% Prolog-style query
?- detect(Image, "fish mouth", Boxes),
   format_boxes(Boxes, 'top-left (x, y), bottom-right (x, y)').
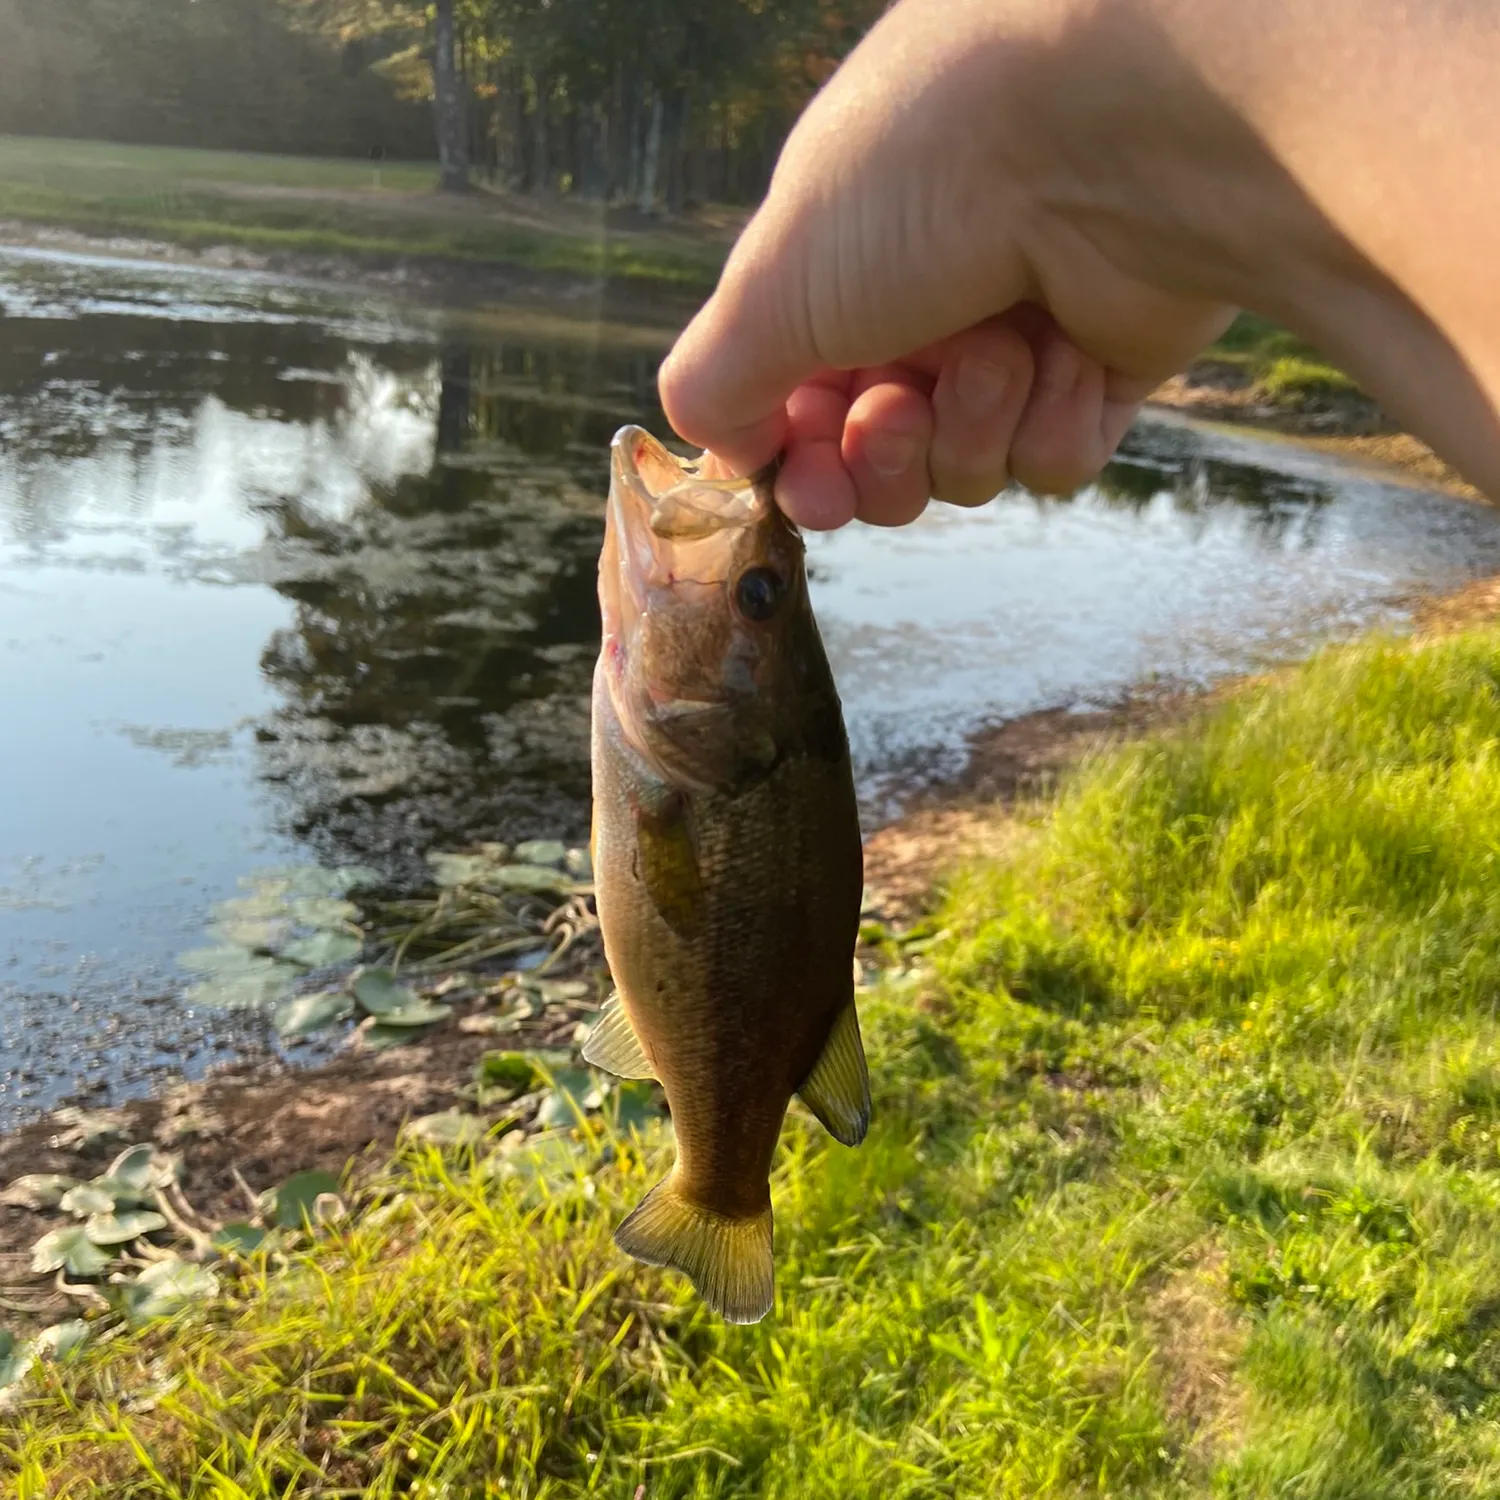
top-left (601, 425), bottom-right (769, 640)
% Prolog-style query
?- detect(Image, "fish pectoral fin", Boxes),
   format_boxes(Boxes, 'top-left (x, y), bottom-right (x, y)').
top-left (614, 1174), bottom-right (774, 1325)
top-left (634, 787), bottom-right (703, 935)
top-left (797, 1000), bottom-right (871, 1148)
top-left (580, 994), bottom-right (657, 1080)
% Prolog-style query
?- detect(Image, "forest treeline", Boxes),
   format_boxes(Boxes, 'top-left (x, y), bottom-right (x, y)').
top-left (0, 0), bottom-right (883, 207)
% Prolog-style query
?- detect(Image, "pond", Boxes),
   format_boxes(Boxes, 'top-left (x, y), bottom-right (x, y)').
top-left (5, 245), bottom-right (1500, 1125)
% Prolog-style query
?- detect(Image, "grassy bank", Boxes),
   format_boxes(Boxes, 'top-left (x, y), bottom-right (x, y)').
top-left (0, 135), bottom-right (729, 287)
top-left (1204, 313), bottom-right (1362, 404)
top-left (10, 624), bottom-right (1500, 1495)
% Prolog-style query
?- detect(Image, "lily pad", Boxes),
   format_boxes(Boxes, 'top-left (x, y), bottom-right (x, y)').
top-left (210, 1222), bottom-right (266, 1258)
top-left (428, 850), bottom-right (507, 888)
top-left (372, 1001), bottom-right (452, 1028)
top-left (0, 1331), bottom-right (33, 1393)
top-left (108, 1143), bottom-right (175, 1193)
top-left (489, 1130), bottom-right (583, 1195)
top-left (287, 896), bottom-right (359, 930)
top-left (80, 1175), bottom-right (152, 1210)
top-left (185, 960), bottom-right (302, 1010)
top-left (513, 839), bottom-right (568, 869)
top-left (176, 944), bottom-right (274, 976)
top-left (402, 1111), bottom-right (487, 1149)
top-left (363, 1021), bottom-right (442, 1049)
top-left (281, 931), bottom-right (363, 969)
top-left (207, 916), bottom-right (294, 951)
top-left (0, 1174), bottom-right (78, 1210)
top-left (275, 989), bottom-right (352, 1038)
top-left (272, 1170), bottom-right (341, 1230)
top-left (34, 1320), bottom-right (88, 1363)
top-left (535, 1067), bottom-right (606, 1129)
top-left (120, 1258), bottom-right (218, 1324)
top-left (59, 1185), bottom-right (116, 1217)
top-left (31, 1225), bottom-right (113, 1277)
top-left (85, 1209), bottom-right (167, 1246)
top-left (476, 1051), bottom-right (541, 1098)
top-left (604, 1080), bottom-right (664, 1134)
top-left (352, 967), bottom-right (420, 1016)
top-left (248, 864), bottom-right (374, 899)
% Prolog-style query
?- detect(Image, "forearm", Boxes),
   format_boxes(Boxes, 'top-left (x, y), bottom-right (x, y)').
top-left (1133, 0), bottom-right (1500, 489)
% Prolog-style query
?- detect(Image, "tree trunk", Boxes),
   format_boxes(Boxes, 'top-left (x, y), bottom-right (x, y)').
top-left (639, 90), bottom-right (663, 214)
top-left (625, 75), bottom-right (642, 201)
top-left (533, 73), bottom-right (551, 192)
top-left (509, 64), bottom-right (528, 188)
top-left (591, 102), bottom-right (610, 198)
top-left (432, 0), bottom-right (468, 192)
top-left (565, 103), bottom-right (581, 193)
top-left (665, 88), bottom-right (688, 215)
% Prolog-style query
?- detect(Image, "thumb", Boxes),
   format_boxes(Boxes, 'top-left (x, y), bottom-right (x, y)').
top-left (658, 199), bottom-right (833, 478)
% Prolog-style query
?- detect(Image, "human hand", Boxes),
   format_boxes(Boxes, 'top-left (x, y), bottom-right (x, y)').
top-left (659, 0), bottom-right (1238, 530)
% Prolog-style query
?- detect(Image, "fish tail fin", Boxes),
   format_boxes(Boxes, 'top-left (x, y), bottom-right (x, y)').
top-left (614, 1174), bottom-right (774, 1324)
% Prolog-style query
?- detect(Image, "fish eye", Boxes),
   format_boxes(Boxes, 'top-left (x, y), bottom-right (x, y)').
top-left (734, 566), bottom-right (785, 623)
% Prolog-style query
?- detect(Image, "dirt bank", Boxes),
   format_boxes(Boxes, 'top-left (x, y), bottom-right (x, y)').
top-left (1147, 362), bottom-right (1484, 503)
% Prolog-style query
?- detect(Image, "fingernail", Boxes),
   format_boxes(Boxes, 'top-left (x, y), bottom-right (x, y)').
top-left (865, 431), bottom-right (918, 477)
top-left (1038, 340), bottom-right (1082, 397)
top-left (954, 356), bottom-right (1011, 419)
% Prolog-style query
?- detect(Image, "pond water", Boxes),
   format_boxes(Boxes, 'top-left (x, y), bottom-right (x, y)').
top-left (5, 245), bottom-right (1500, 1125)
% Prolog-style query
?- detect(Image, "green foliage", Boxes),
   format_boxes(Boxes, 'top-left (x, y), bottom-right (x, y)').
top-left (1206, 313), bottom-right (1365, 406)
top-left (15, 628), bottom-right (1500, 1493)
top-left (1259, 356), bottom-right (1361, 403)
top-left (0, 0), bottom-right (886, 205)
top-left (0, 0), bottom-right (432, 158)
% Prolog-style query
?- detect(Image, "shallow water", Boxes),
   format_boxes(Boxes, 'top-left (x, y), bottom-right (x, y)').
top-left (4, 246), bottom-right (1500, 1124)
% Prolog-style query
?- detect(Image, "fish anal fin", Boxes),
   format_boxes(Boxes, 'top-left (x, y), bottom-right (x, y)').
top-left (615, 1175), bottom-right (774, 1325)
top-left (581, 994), bottom-right (656, 1080)
top-left (797, 1001), bottom-right (871, 1147)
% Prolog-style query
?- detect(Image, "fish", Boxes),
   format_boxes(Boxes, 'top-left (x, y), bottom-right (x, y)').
top-left (584, 424), bottom-right (869, 1324)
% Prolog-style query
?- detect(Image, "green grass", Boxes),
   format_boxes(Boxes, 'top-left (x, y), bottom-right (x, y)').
top-left (1205, 312), bottom-right (1364, 405)
top-left (0, 134), bottom-right (727, 287)
top-left (14, 626), bottom-right (1500, 1495)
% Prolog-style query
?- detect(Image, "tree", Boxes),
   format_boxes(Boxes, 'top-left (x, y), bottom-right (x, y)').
top-left (432, 0), bottom-right (470, 189)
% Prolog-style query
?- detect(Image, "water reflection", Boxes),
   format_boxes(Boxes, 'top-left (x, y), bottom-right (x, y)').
top-left (5, 246), bottom-right (1500, 1120)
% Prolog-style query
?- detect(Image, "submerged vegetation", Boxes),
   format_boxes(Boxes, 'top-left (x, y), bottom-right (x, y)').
top-left (9, 623), bottom-right (1500, 1493)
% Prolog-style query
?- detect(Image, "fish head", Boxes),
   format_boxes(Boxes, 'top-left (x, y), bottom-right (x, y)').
top-left (599, 425), bottom-right (831, 790)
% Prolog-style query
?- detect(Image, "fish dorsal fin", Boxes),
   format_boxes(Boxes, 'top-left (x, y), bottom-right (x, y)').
top-left (614, 1173), bottom-right (774, 1324)
top-left (581, 995), bottom-right (656, 1080)
top-left (797, 1001), bottom-right (871, 1147)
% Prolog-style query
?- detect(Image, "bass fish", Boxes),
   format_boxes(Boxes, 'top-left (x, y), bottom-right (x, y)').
top-left (584, 424), bottom-right (869, 1324)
